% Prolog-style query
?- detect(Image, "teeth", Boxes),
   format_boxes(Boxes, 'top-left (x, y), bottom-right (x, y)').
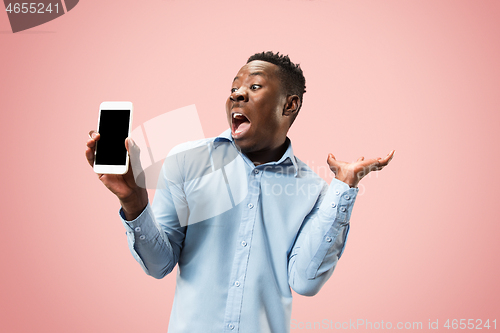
top-left (233, 112), bottom-right (244, 119)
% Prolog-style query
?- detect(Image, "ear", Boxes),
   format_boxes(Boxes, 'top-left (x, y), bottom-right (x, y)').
top-left (282, 95), bottom-right (300, 117)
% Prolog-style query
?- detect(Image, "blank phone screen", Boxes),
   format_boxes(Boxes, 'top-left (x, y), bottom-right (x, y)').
top-left (95, 109), bottom-right (130, 165)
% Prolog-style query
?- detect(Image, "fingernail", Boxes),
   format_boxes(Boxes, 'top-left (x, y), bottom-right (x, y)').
top-left (92, 133), bottom-right (97, 139)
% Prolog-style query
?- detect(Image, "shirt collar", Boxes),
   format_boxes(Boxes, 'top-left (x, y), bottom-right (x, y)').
top-left (215, 129), bottom-right (299, 177)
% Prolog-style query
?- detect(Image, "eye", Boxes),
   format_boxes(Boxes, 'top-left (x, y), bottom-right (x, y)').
top-left (231, 87), bottom-right (238, 93)
top-left (250, 84), bottom-right (261, 90)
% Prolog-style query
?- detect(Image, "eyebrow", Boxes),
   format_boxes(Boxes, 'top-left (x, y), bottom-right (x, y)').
top-left (233, 71), bottom-right (267, 82)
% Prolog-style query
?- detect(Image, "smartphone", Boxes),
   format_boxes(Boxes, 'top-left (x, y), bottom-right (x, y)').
top-left (93, 101), bottom-right (133, 174)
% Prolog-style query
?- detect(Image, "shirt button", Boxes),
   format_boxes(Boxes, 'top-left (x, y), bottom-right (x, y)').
top-left (241, 241), bottom-right (247, 247)
top-left (229, 324), bottom-right (235, 330)
top-left (325, 236), bottom-right (332, 242)
top-left (139, 235), bottom-right (146, 240)
top-left (254, 169), bottom-right (259, 174)
top-left (335, 190), bottom-right (340, 196)
top-left (331, 202), bottom-right (336, 208)
top-left (341, 207), bottom-right (346, 212)
top-left (248, 203), bottom-right (254, 209)
top-left (134, 227), bottom-right (141, 232)
top-left (234, 281), bottom-right (240, 287)
top-left (345, 195), bottom-right (350, 200)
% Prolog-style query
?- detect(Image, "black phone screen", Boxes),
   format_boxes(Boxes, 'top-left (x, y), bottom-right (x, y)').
top-left (95, 109), bottom-right (131, 165)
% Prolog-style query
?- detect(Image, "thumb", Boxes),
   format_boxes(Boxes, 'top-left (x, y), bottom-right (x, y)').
top-left (327, 153), bottom-right (337, 166)
top-left (326, 153), bottom-right (340, 173)
top-left (125, 137), bottom-right (137, 154)
top-left (126, 138), bottom-right (146, 188)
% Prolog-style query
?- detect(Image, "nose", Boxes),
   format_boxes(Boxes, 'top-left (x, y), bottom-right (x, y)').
top-left (230, 89), bottom-right (248, 102)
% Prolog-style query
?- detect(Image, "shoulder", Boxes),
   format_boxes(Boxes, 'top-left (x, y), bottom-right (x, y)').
top-left (167, 136), bottom-right (218, 157)
top-left (163, 135), bottom-right (238, 178)
top-left (161, 137), bottom-right (220, 184)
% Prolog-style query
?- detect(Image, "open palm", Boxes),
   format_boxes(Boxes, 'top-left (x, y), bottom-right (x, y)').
top-left (327, 150), bottom-right (395, 188)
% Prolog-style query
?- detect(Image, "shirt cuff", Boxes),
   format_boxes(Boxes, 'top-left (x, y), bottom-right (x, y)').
top-left (119, 203), bottom-right (158, 243)
top-left (318, 178), bottom-right (359, 223)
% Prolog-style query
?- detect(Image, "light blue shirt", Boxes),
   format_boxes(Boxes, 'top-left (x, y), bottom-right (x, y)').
top-left (120, 129), bottom-right (358, 333)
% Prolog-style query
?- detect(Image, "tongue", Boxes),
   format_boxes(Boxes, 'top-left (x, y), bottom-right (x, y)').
top-left (235, 121), bottom-right (250, 134)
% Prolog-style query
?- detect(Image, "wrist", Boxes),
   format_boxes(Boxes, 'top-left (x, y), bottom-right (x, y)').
top-left (336, 176), bottom-right (358, 188)
top-left (120, 189), bottom-right (148, 220)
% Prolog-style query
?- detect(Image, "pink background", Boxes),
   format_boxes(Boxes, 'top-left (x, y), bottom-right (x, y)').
top-left (1, 0), bottom-right (499, 332)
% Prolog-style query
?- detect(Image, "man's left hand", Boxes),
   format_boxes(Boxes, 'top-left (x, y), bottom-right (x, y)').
top-left (327, 150), bottom-right (395, 188)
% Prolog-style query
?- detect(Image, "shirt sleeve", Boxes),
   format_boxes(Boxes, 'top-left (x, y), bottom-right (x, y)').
top-left (287, 178), bottom-right (358, 296)
top-left (120, 153), bottom-right (187, 279)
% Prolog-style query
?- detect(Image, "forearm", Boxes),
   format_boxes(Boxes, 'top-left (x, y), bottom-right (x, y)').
top-left (121, 204), bottom-right (181, 279)
top-left (288, 179), bottom-right (358, 296)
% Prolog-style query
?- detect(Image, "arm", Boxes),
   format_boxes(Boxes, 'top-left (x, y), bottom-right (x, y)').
top-left (85, 131), bottom-right (185, 278)
top-left (120, 173), bottom-right (186, 279)
top-left (288, 179), bottom-right (357, 296)
top-left (288, 150), bottom-right (395, 296)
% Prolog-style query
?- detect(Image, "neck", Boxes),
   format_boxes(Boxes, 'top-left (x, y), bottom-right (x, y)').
top-left (244, 139), bottom-right (289, 166)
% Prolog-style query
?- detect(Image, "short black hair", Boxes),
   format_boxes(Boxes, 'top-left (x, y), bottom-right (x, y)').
top-left (247, 51), bottom-right (306, 114)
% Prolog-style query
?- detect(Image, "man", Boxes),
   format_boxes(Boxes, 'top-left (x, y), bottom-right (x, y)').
top-left (85, 51), bottom-right (394, 333)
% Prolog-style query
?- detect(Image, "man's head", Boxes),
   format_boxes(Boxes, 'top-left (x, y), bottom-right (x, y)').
top-left (247, 51), bottom-right (306, 116)
top-left (225, 52), bottom-right (306, 160)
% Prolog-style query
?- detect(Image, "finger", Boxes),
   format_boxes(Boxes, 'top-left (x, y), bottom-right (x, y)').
top-left (378, 150), bottom-right (395, 167)
top-left (387, 150), bottom-right (395, 162)
top-left (86, 137), bottom-right (95, 149)
top-left (85, 131), bottom-right (100, 166)
top-left (357, 156), bottom-right (365, 162)
top-left (86, 131), bottom-right (100, 147)
top-left (360, 158), bottom-right (383, 172)
top-left (85, 146), bottom-right (95, 167)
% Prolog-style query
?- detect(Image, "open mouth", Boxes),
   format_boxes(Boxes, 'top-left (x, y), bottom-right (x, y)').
top-left (232, 112), bottom-right (251, 137)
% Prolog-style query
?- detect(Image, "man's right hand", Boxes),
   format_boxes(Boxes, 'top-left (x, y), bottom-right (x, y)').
top-left (86, 130), bottom-right (148, 220)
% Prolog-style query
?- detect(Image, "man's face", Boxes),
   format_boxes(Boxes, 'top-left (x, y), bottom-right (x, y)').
top-left (226, 60), bottom-right (290, 154)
